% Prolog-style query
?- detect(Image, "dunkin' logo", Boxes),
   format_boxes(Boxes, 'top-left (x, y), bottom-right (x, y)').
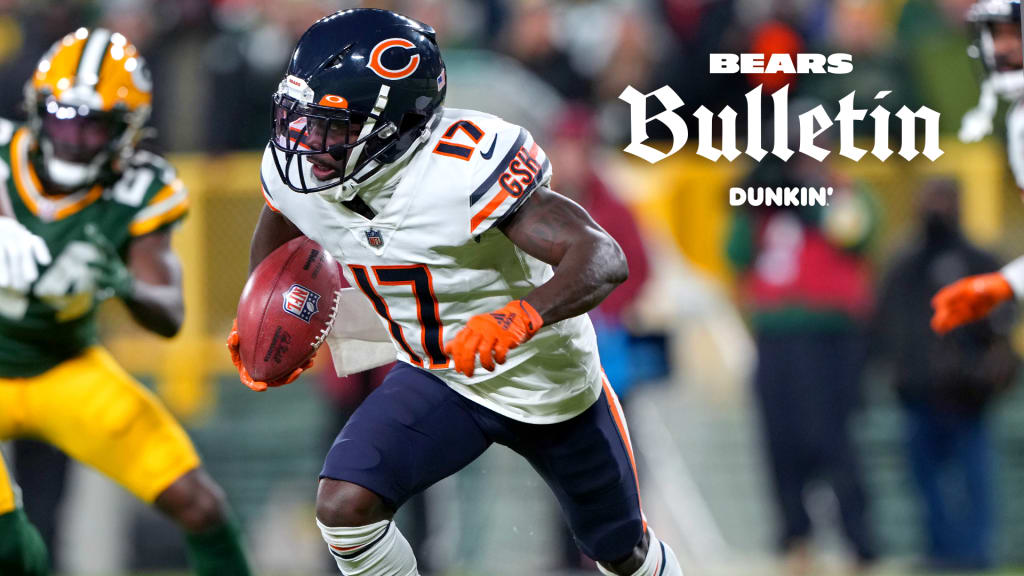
top-left (282, 284), bottom-right (320, 323)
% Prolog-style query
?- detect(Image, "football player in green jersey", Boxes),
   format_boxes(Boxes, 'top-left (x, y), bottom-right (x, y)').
top-left (0, 28), bottom-right (251, 576)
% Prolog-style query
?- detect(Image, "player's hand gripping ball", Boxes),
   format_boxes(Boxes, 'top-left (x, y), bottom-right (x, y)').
top-left (930, 272), bottom-right (1013, 335)
top-left (445, 300), bottom-right (543, 377)
top-left (229, 236), bottom-right (341, 391)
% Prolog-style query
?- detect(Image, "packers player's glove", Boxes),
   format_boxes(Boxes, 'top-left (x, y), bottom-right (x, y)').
top-left (445, 300), bottom-right (543, 377)
top-left (226, 318), bottom-right (314, 392)
top-left (930, 272), bottom-right (1013, 334)
top-left (84, 224), bottom-right (134, 300)
top-left (0, 216), bottom-right (51, 293)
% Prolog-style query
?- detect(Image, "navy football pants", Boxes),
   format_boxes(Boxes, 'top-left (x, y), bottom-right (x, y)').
top-left (321, 362), bottom-right (645, 562)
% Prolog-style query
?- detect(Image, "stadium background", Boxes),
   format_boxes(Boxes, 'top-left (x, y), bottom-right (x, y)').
top-left (3, 0), bottom-right (1024, 574)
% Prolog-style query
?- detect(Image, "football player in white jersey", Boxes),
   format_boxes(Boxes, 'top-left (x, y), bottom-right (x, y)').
top-left (932, 0), bottom-right (1024, 334)
top-left (226, 8), bottom-right (684, 576)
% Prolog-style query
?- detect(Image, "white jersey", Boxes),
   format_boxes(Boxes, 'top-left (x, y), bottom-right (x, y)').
top-left (1001, 104), bottom-right (1024, 300)
top-left (1007, 101), bottom-right (1024, 192)
top-left (260, 107), bottom-right (603, 423)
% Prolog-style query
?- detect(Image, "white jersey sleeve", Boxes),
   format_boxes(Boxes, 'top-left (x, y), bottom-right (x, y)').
top-left (1006, 101), bottom-right (1024, 192)
top-left (461, 120), bottom-right (553, 236)
top-left (259, 153), bottom-right (284, 213)
top-left (1000, 103), bottom-right (1024, 301)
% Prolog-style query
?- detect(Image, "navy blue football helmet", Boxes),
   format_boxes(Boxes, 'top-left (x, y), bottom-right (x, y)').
top-left (270, 9), bottom-right (447, 194)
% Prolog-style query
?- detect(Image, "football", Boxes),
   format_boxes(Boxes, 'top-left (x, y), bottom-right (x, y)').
top-left (236, 236), bottom-right (342, 382)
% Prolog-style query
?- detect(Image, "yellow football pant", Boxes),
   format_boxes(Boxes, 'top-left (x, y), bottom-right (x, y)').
top-left (0, 346), bottom-right (200, 510)
top-left (0, 455), bottom-right (14, 515)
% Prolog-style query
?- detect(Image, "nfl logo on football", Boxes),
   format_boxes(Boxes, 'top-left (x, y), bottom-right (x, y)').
top-left (281, 284), bottom-right (320, 322)
top-left (365, 229), bottom-right (384, 248)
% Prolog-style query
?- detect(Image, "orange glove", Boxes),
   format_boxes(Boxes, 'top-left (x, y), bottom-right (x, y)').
top-left (226, 318), bottom-right (314, 391)
top-left (930, 272), bottom-right (1014, 334)
top-left (444, 300), bottom-right (543, 377)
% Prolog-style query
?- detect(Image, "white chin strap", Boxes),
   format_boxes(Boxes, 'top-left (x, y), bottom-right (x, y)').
top-left (40, 140), bottom-right (105, 189)
top-left (302, 154), bottom-right (359, 203)
top-left (319, 119), bottom-right (437, 205)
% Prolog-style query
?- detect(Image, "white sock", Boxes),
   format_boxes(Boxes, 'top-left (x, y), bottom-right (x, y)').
top-left (597, 527), bottom-right (683, 576)
top-left (317, 518), bottom-right (419, 576)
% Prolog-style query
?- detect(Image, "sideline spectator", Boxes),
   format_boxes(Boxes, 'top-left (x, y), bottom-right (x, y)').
top-left (726, 150), bottom-right (879, 573)
top-left (874, 178), bottom-right (1018, 571)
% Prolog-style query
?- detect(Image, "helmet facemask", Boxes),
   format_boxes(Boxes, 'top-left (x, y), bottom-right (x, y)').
top-left (974, 22), bottom-right (1024, 99)
top-left (269, 9), bottom-right (448, 198)
top-left (23, 28), bottom-right (153, 192)
top-left (270, 92), bottom-right (401, 196)
top-left (961, 1), bottom-right (1023, 142)
top-left (967, 1), bottom-right (1024, 99)
top-left (30, 97), bottom-right (138, 189)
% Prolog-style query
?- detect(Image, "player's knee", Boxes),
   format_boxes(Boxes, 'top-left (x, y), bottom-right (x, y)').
top-left (599, 529), bottom-right (649, 575)
top-left (156, 469), bottom-right (229, 533)
top-left (181, 485), bottom-right (227, 532)
top-left (315, 478), bottom-right (390, 527)
top-left (580, 516), bottom-right (646, 566)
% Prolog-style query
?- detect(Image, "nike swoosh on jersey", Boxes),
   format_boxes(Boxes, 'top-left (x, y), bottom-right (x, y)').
top-left (479, 136), bottom-right (498, 159)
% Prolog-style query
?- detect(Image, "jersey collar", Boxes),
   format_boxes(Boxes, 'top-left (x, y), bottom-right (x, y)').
top-left (10, 128), bottom-right (102, 222)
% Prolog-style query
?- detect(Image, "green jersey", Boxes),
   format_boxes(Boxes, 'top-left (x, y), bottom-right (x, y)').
top-left (0, 119), bottom-right (189, 378)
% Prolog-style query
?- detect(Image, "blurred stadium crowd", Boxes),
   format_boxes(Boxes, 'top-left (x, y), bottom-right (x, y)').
top-left (0, 0), bottom-right (992, 149)
top-left (5, 0), bottom-right (1024, 575)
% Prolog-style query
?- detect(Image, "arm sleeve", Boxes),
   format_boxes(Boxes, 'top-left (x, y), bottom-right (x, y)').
top-left (467, 126), bottom-right (552, 236)
top-left (127, 160), bottom-right (189, 237)
top-left (1006, 103), bottom-right (1024, 192)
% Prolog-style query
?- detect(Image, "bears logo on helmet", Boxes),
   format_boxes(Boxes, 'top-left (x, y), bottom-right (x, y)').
top-left (368, 38), bottom-right (421, 80)
top-left (269, 9), bottom-right (446, 196)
